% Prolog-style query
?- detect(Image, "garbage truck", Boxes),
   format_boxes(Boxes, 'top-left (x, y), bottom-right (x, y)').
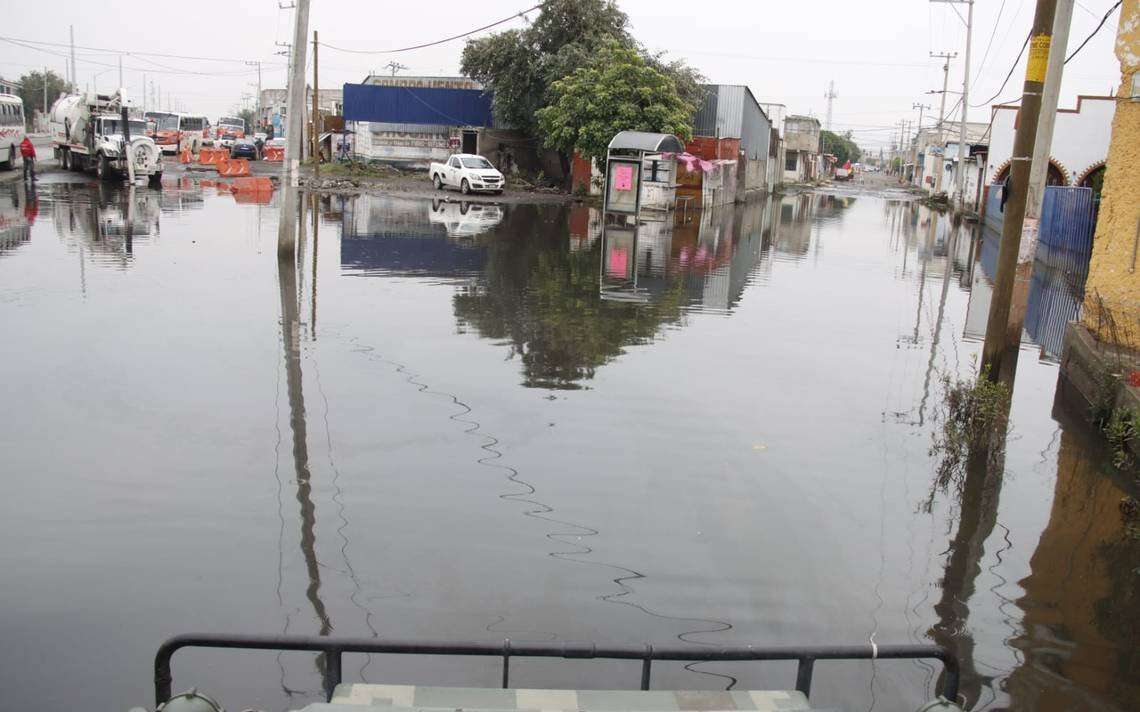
top-left (49, 90), bottom-right (163, 185)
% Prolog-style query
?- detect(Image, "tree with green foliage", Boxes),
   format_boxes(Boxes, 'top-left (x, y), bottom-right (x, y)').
top-left (17, 70), bottom-right (71, 124)
top-left (819, 129), bottom-right (863, 165)
top-left (461, 0), bottom-right (630, 137)
top-left (536, 42), bottom-right (694, 167)
top-left (461, 0), bottom-right (702, 178)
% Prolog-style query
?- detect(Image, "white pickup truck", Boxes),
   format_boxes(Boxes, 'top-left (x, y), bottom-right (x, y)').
top-left (429, 154), bottom-right (505, 195)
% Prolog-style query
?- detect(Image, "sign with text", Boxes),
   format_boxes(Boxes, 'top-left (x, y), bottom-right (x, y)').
top-left (605, 160), bottom-right (641, 214)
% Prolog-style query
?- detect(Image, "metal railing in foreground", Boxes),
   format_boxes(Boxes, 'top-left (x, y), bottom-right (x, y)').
top-left (155, 634), bottom-right (960, 706)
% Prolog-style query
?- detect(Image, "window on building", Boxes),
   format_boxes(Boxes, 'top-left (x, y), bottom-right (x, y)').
top-left (785, 153), bottom-right (798, 171)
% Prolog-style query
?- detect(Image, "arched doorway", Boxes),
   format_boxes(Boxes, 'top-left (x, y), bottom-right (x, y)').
top-left (991, 158), bottom-right (1067, 186)
top-left (1078, 162), bottom-right (1107, 219)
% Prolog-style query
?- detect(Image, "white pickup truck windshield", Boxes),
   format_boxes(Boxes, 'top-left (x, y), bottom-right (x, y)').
top-left (461, 157), bottom-right (493, 169)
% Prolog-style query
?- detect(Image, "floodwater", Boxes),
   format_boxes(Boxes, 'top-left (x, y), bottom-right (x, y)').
top-left (0, 175), bottom-right (1136, 712)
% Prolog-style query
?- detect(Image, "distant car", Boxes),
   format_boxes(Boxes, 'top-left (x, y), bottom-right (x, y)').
top-left (429, 154), bottom-right (504, 195)
top-left (266, 138), bottom-right (286, 150)
top-left (230, 140), bottom-right (258, 160)
top-left (253, 132), bottom-right (268, 143)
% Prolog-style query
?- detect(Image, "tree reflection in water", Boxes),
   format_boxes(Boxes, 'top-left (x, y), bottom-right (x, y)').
top-left (453, 206), bottom-right (689, 390)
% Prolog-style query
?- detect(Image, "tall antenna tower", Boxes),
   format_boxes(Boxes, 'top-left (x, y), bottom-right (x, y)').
top-left (824, 81), bottom-right (838, 131)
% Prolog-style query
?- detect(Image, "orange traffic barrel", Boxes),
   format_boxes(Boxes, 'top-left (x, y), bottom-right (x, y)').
top-left (231, 177), bottom-right (273, 193)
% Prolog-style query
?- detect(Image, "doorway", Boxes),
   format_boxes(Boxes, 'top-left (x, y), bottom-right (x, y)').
top-left (462, 130), bottom-right (477, 154)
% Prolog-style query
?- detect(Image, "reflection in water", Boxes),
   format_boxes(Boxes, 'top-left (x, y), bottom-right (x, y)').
top-left (968, 224), bottom-right (1090, 363)
top-left (45, 183), bottom-right (163, 267)
top-left (342, 194), bottom-right (487, 277)
top-left (0, 182), bottom-right (35, 258)
top-left (277, 188), bottom-right (332, 696)
top-left (1006, 401), bottom-right (1140, 711)
top-left (428, 199), bottom-right (504, 238)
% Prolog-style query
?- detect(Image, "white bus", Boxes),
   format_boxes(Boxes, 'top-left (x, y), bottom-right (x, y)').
top-left (176, 113), bottom-right (209, 153)
top-left (0, 94), bottom-right (27, 170)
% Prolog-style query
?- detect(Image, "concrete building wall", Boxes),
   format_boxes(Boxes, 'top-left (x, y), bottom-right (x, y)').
top-left (784, 116), bottom-right (820, 153)
top-left (1082, 1), bottom-right (1139, 343)
top-left (986, 97), bottom-right (1116, 185)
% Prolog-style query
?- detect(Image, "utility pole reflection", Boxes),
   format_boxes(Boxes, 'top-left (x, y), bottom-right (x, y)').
top-left (277, 186), bottom-right (332, 692)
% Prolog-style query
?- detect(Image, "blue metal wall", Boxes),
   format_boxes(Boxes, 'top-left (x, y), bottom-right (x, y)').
top-left (343, 83), bottom-right (495, 127)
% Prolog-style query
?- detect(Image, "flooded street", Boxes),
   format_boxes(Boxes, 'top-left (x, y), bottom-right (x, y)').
top-left (1, 177), bottom-right (1136, 712)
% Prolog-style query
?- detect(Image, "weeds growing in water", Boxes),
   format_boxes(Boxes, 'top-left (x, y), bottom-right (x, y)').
top-left (1104, 408), bottom-right (1139, 470)
top-left (925, 363), bottom-right (1012, 512)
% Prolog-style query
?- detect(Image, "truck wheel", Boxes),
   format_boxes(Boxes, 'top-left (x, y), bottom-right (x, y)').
top-left (433, 174), bottom-right (443, 190)
top-left (460, 179), bottom-right (470, 195)
top-left (149, 172), bottom-right (163, 188)
top-left (0, 146), bottom-right (12, 170)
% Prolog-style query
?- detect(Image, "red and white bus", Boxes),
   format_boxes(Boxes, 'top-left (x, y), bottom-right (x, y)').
top-left (215, 115), bottom-right (245, 144)
top-left (0, 94), bottom-right (27, 170)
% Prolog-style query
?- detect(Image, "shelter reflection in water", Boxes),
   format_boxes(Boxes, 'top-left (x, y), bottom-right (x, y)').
top-left (0, 183), bottom-right (35, 258)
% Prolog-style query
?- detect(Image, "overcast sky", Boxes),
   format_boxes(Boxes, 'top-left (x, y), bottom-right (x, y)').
top-left (0, 0), bottom-right (1123, 149)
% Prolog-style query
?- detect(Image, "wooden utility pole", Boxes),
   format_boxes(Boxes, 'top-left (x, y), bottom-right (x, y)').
top-left (980, 0), bottom-right (1058, 381)
top-left (1025, 0), bottom-right (1074, 222)
top-left (312, 30), bottom-right (319, 178)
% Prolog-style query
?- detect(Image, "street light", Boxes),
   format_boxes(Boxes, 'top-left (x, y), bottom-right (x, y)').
top-left (90, 67), bottom-right (114, 97)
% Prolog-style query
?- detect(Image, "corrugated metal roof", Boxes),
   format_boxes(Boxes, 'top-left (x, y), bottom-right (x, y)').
top-left (344, 83), bottom-right (494, 126)
top-left (691, 85), bottom-right (771, 160)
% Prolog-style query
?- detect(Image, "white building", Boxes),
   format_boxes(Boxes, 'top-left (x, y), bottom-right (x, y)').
top-left (985, 95), bottom-right (1115, 189)
top-left (258, 87), bottom-right (343, 136)
top-left (912, 122), bottom-right (989, 209)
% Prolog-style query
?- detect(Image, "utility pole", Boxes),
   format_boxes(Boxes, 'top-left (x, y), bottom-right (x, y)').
top-left (912, 103), bottom-right (930, 186)
top-left (312, 30), bottom-right (319, 177)
top-left (385, 61), bottom-right (408, 77)
top-left (69, 26), bottom-right (77, 96)
top-left (931, 0), bottom-right (973, 207)
top-left (824, 80), bottom-right (837, 132)
top-left (1025, 0), bottom-right (1074, 224)
top-left (246, 61), bottom-right (262, 129)
top-left (117, 55), bottom-right (122, 91)
top-left (278, 0), bottom-right (312, 257)
top-left (929, 53), bottom-right (956, 194)
top-left (980, 0), bottom-right (1058, 382)
top-left (43, 66), bottom-right (48, 115)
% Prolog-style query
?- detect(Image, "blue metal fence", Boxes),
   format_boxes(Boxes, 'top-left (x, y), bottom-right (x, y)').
top-left (983, 183), bottom-right (1096, 256)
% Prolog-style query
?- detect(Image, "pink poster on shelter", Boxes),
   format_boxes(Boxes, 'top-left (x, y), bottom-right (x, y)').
top-left (613, 164), bottom-right (634, 191)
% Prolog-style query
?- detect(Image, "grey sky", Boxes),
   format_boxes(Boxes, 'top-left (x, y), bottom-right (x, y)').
top-left (0, 0), bottom-right (1123, 149)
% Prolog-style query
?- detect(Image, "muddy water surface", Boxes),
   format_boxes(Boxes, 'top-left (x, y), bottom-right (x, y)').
top-left (0, 177), bottom-right (1136, 712)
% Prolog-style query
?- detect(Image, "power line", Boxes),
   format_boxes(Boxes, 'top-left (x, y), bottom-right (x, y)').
top-left (970, 0), bottom-right (1119, 108)
top-left (971, 0), bottom-right (1009, 87)
top-left (318, 2), bottom-right (545, 54)
top-left (971, 32), bottom-right (1029, 106)
top-left (0, 34), bottom-right (285, 65)
top-left (1065, 0), bottom-right (1121, 63)
top-left (0, 37), bottom-right (269, 77)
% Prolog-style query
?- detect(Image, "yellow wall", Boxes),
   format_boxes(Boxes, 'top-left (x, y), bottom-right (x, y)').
top-left (1083, 0), bottom-right (1140, 343)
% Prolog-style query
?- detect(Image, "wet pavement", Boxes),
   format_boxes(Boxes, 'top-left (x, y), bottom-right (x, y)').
top-left (0, 174), bottom-right (1136, 712)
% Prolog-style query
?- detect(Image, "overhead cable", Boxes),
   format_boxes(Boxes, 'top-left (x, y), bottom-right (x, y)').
top-left (0, 34), bottom-right (283, 65)
top-left (318, 2), bottom-right (546, 54)
top-left (1064, 0), bottom-right (1121, 63)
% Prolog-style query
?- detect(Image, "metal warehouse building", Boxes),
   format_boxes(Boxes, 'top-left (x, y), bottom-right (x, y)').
top-left (344, 75), bottom-right (495, 166)
top-left (690, 84), bottom-right (773, 194)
